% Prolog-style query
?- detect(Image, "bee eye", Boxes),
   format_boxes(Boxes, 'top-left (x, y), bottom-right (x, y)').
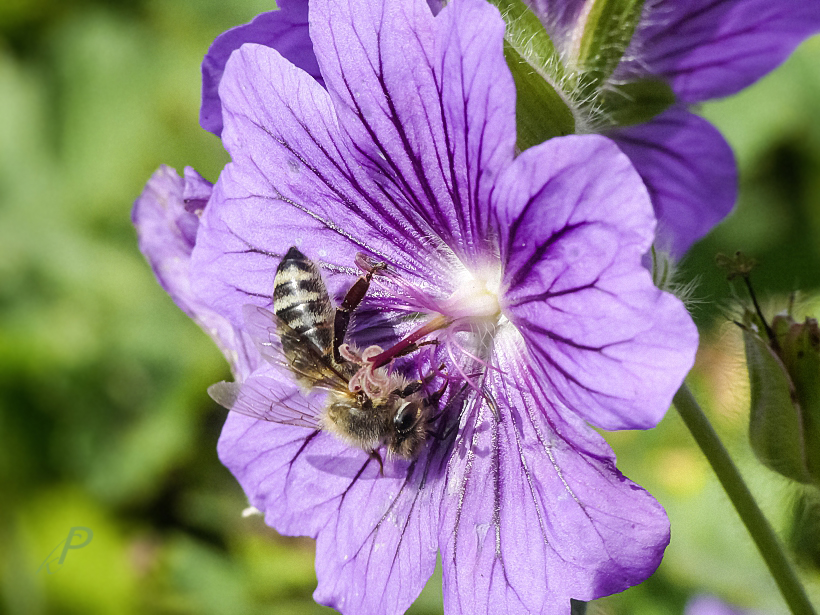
top-left (393, 402), bottom-right (418, 433)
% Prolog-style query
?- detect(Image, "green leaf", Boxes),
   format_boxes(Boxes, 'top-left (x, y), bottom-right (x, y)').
top-left (600, 79), bottom-right (675, 126)
top-left (789, 487), bottom-right (820, 571)
top-left (488, 0), bottom-right (565, 81)
top-left (489, 0), bottom-right (575, 149)
top-left (504, 42), bottom-right (575, 149)
top-left (576, 0), bottom-right (646, 97)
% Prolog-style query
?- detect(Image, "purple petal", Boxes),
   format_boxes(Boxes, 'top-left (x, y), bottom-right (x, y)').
top-left (426, 0), bottom-right (446, 15)
top-left (190, 165), bottom-right (364, 330)
top-left (496, 135), bottom-right (698, 430)
top-left (309, 0), bottom-right (516, 260)
top-left (182, 166), bottom-right (213, 213)
top-left (193, 41), bottom-right (450, 329)
top-left (630, 0), bottom-right (820, 103)
top-left (133, 165), bottom-right (259, 377)
top-left (609, 107), bottom-right (737, 258)
top-left (199, 1), bottom-right (323, 136)
top-left (523, 0), bottom-right (588, 49)
top-left (686, 595), bottom-right (759, 615)
top-left (194, 0), bottom-right (519, 326)
top-left (199, 0), bottom-right (445, 137)
top-left (439, 339), bottom-right (670, 614)
top-left (217, 363), bottom-right (450, 614)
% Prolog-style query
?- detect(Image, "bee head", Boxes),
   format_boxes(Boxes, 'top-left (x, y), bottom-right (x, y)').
top-left (389, 399), bottom-right (427, 459)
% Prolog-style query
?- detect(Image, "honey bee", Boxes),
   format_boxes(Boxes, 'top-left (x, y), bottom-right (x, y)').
top-left (209, 246), bottom-right (436, 460)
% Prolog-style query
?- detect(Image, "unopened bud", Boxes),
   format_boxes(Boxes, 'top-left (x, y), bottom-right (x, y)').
top-left (490, 0), bottom-right (670, 151)
top-left (744, 309), bottom-right (820, 485)
top-left (789, 486), bottom-right (820, 571)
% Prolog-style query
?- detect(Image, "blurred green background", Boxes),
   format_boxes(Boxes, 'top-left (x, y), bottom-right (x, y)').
top-left (1, 1), bottom-right (819, 613)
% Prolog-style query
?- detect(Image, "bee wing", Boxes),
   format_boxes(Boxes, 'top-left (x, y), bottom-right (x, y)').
top-left (242, 304), bottom-right (351, 391)
top-left (242, 304), bottom-right (285, 365)
top-left (208, 377), bottom-right (323, 429)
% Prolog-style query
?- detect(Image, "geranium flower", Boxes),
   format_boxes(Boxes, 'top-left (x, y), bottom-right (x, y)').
top-left (531, 0), bottom-right (820, 257)
top-left (198, 0), bottom-right (820, 258)
top-left (686, 594), bottom-right (764, 615)
top-left (132, 165), bottom-right (259, 378)
top-left (136, 0), bottom-right (697, 612)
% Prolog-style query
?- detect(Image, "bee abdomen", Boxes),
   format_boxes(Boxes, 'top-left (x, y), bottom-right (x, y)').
top-left (273, 247), bottom-right (334, 354)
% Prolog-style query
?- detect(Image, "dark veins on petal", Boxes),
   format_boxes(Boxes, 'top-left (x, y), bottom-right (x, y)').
top-left (505, 221), bottom-right (590, 292)
top-left (225, 61), bottom-right (439, 276)
top-left (513, 318), bottom-right (630, 420)
top-left (326, 8), bottom-right (500, 260)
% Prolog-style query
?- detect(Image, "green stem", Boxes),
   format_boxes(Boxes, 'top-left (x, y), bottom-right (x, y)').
top-left (673, 384), bottom-right (817, 615)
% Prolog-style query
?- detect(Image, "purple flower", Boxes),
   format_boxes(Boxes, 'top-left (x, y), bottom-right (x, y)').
top-left (137, 0), bottom-right (698, 612)
top-left (585, 0), bottom-right (820, 257)
top-left (686, 594), bottom-right (765, 615)
top-left (132, 165), bottom-right (259, 378)
top-left (198, 0), bottom-right (819, 258)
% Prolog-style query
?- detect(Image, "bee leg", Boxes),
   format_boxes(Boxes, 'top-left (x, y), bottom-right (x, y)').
top-left (429, 379), bottom-right (448, 406)
top-left (332, 261), bottom-right (386, 363)
top-left (369, 448), bottom-right (385, 476)
top-left (393, 362), bottom-right (446, 400)
top-left (427, 418), bottom-right (459, 443)
top-left (424, 382), bottom-right (451, 425)
top-left (396, 363), bottom-right (447, 399)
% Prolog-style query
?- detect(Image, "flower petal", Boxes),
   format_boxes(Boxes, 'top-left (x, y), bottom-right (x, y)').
top-left (190, 162), bottom-right (365, 330)
top-left (495, 135), bottom-right (697, 430)
top-left (309, 0), bottom-right (516, 259)
top-left (686, 595), bottom-right (752, 615)
top-left (195, 39), bottom-right (472, 337)
top-left (195, 0), bottom-right (519, 326)
top-left (609, 107), bottom-right (737, 258)
top-left (195, 40), bottom-right (434, 328)
top-left (199, 1), bottom-right (323, 136)
top-left (133, 165), bottom-right (258, 377)
top-left (523, 0), bottom-right (588, 50)
top-left (630, 0), bottom-right (820, 103)
top-left (439, 334), bottom-right (670, 614)
top-left (217, 364), bottom-right (452, 615)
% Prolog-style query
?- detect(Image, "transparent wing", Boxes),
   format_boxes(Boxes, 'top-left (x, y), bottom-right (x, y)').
top-left (242, 303), bottom-right (351, 392)
top-left (208, 377), bottom-right (324, 429)
top-left (242, 304), bottom-right (286, 365)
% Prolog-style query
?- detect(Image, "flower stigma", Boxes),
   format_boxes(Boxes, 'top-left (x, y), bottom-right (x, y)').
top-left (368, 259), bottom-right (505, 371)
top-left (439, 263), bottom-right (504, 326)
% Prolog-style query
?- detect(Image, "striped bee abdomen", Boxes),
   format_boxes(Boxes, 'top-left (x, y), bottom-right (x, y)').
top-left (273, 247), bottom-right (334, 357)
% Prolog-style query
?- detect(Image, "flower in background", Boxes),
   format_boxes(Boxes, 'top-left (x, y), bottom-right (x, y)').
top-left (686, 594), bottom-right (765, 615)
top-left (137, 0), bottom-right (697, 613)
top-left (524, 0), bottom-right (820, 257)
top-left (198, 0), bottom-right (820, 258)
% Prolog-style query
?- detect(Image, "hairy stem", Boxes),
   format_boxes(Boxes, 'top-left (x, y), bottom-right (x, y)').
top-left (673, 383), bottom-right (817, 615)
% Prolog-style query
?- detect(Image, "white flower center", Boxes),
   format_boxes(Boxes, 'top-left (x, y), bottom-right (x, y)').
top-left (440, 264), bottom-right (503, 325)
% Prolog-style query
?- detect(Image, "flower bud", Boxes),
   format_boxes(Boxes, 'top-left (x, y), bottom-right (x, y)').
top-left (744, 310), bottom-right (820, 485)
top-left (789, 486), bottom-right (820, 571)
top-left (490, 0), bottom-right (575, 149)
top-left (573, 0), bottom-right (647, 98)
top-left (491, 0), bottom-right (675, 151)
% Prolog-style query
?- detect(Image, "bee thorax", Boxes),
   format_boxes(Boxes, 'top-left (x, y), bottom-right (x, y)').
top-left (323, 395), bottom-right (385, 449)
